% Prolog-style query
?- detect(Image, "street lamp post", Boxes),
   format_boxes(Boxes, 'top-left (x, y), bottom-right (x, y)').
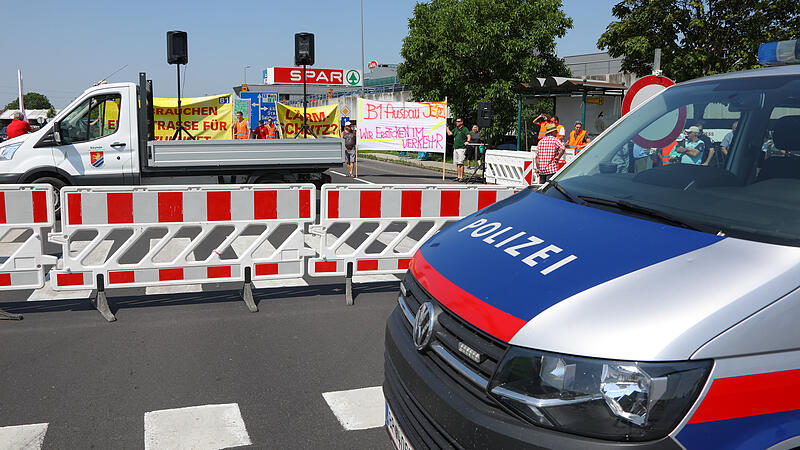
top-left (361, 0), bottom-right (365, 94)
top-left (243, 65), bottom-right (251, 85)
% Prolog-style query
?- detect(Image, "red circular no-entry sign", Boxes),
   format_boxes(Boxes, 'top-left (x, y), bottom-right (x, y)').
top-left (623, 75), bottom-right (686, 148)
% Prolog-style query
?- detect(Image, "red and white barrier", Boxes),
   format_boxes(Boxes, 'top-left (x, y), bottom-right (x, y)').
top-left (49, 185), bottom-right (315, 291)
top-left (0, 185), bottom-right (58, 292)
top-left (308, 184), bottom-right (518, 277)
top-left (485, 149), bottom-right (537, 187)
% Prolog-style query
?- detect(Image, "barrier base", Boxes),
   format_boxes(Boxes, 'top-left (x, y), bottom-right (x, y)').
top-left (0, 308), bottom-right (22, 320)
top-left (345, 276), bottom-right (354, 306)
top-left (93, 277), bottom-right (116, 322)
top-left (241, 281), bottom-right (258, 313)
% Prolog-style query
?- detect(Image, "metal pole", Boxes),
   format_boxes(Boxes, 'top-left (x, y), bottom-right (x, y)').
top-left (360, 0), bottom-right (365, 95)
top-left (517, 95), bottom-right (522, 151)
top-left (303, 64), bottom-right (308, 138)
top-left (176, 64), bottom-right (182, 140)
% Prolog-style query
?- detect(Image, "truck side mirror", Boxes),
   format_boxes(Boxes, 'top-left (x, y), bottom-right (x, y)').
top-left (53, 122), bottom-right (62, 144)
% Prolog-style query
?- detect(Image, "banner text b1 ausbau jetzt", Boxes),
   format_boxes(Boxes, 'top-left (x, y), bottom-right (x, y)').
top-left (357, 99), bottom-right (447, 152)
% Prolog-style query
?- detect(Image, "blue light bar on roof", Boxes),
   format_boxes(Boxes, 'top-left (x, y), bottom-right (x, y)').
top-left (758, 40), bottom-right (800, 66)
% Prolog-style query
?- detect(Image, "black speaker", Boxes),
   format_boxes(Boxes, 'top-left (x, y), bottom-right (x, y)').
top-left (167, 31), bottom-right (188, 65)
top-left (294, 32), bottom-right (315, 66)
top-left (477, 102), bottom-right (493, 128)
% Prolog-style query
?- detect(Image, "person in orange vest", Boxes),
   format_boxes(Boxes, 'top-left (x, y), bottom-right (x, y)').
top-left (552, 116), bottom-right (566, 142)
top-left (232, 111), bottom-right (249, 139)
top-left (534, 114), bottom-right (552, 142)
top-left (265, 117), bottom-right (278, 139)
top-left (567, 121), bottom-right (591, 153)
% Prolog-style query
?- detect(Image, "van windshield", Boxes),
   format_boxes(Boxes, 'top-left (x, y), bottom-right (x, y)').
top-left (549, 74), bottom-right (800, 246)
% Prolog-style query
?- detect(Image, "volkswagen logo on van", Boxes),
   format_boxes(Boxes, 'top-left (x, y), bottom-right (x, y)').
top-left (413, 302), bottom-right (435, 351)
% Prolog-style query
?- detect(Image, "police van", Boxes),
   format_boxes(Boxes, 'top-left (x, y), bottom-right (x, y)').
top-left (384, 40), bottom-right (800, 449)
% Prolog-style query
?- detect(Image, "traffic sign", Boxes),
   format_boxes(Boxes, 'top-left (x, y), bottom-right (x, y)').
top-left (368, 60), bottom-right (378, 70)
top-left (341, 107), bottom-right (350, 116)
top-left (623, 75), bottom-right (685, 148)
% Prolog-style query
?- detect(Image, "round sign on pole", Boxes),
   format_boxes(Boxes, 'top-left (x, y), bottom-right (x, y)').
top-left (623, 75), bottom-right (685, 148)
top-left (368, 60), bottom-right (378, 70)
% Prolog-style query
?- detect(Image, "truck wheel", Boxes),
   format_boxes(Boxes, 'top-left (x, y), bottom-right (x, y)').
top-left (31, 176), bottom-right (66, 217)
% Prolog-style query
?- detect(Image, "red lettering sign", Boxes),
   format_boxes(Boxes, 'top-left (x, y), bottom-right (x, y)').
top-left (270, 67), bottom-right (348, 85)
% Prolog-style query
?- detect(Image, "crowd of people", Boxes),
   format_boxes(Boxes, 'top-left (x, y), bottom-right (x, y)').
top-left (532, 113), bottom-right (591, 183)
top-left (231, 111), bottom-right (279, 140)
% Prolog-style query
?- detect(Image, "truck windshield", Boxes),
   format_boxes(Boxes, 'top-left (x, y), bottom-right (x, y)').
top-left (551, 74), bottom-right (800, 246)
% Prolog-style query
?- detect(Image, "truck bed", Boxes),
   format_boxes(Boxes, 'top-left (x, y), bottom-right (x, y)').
top-left (147, 138), bottom-right (345, 168)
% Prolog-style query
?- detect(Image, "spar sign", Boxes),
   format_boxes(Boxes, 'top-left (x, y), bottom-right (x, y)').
top-left (265, 67), bottom-right (363, 86)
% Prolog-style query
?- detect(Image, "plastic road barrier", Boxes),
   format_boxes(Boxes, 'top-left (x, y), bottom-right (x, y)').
top-left (48, 184), bottom-right (315, 320)
top-left (308, 184), bottom-right (518, 287)
top-left (0, 185), bottom-right (58, 320)
top-left (485, 149), bottom-right (536, 186)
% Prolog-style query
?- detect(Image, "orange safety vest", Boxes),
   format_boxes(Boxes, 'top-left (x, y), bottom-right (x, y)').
top-left (661, 142), bottom-right (678, 165)
top-left (234, 120), bottom-right (249, 139)
top-left (537, 121), bottom-right (552, 139)
top-left (266, 124), bottom-right (277, 139)
top-left (567, 129), bottom-right (588, 151)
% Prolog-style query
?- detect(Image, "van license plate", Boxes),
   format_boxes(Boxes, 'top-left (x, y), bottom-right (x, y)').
top-left (386, 402), bottom-right (415, 450)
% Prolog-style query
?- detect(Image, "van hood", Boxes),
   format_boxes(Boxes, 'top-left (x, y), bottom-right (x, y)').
top-left (411, 188), bottom-right (800, 361)
top-left (0, 134), bottom-right (29, 146)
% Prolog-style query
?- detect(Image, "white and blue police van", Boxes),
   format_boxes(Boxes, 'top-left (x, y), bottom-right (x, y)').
top-left (384, 40), bottom-right (800, 449)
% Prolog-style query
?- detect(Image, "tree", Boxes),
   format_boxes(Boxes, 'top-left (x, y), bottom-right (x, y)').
top-left (398, 0), bottom-right (572, 142)
top-left (4, 92), bottom-right (54, 110)
top-left (597, 0), bottom-right (800, 82)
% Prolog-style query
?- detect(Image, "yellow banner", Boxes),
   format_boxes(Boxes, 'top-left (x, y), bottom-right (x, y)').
top-left (152, 94), bottom-right (232, 140)
top-left (277, 103), bottom-right (340, 138)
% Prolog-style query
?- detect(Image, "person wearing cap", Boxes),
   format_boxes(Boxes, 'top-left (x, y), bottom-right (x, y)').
top-left (669, 126), bottom-right (705, 165)
top-left (567, 121), bottom-right (590, 153)
top-left (342, 121), bottom-right (357, 177)
top-left (535, 123), bottom-right (566, 184)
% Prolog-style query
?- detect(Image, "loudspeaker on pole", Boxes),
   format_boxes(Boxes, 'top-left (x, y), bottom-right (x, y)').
top-left (294, 33), bottom-right (315, 66)
top-left (477, 102), bottom-right (493, 128)
top-left (167, 31), bottom-right (188, 65)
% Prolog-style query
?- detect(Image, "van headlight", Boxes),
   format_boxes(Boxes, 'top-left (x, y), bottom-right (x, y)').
top-left (488, 348), bottom-right (711, 441)
top-left (0, 143), bottom-right (22, 160)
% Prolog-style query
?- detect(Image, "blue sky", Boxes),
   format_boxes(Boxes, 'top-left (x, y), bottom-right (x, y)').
top-left (1, 0), bottom-right (615, 108)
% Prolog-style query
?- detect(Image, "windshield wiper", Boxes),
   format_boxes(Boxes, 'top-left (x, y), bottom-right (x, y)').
top-left (578, 196), bottom-right (711, 232)
top-left (544, 180), bottom-right (587, 205)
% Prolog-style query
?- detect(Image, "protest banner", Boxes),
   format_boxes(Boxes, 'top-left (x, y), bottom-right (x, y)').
top-left (151, 94), bottom-right (232, 140)
top-left (357, 99), bottom-right (447, 152)
top-left (276, 103), bottom-right (340, 138)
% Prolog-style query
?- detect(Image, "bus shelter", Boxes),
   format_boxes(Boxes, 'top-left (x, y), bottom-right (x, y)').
top-left (514, 77), bottom-right (625, 150)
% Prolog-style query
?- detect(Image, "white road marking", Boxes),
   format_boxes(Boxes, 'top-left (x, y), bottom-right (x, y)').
top-left (353, 274), bottom-right (401, 283)
top-left (322, 386), bottom-right (386, 430)
top-left (144, 403), bottom-right (251, 450)
top-left (329, 170), bottom-right (375, 184)
top-left (0, 423), bottom-right (48, 450)
top-left (253, 278), bottom-right (308, 289)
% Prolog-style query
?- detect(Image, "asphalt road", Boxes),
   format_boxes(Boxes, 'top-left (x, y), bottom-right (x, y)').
top-left (0, 158), bottom-right (451, 449)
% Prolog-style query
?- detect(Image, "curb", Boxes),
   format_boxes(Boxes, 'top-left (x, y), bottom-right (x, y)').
top-left (358, 153), bottom-right (459, 175)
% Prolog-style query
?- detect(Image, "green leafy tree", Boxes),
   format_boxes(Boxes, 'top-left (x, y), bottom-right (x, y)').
top-left (4, 92), bottom-right (54, 110)
top-left (398, 0), bottom-right (572, 142)
top-left (46, 107), bottom-right (56, 118)
top-left (598, 0), bottom-right (800, 82)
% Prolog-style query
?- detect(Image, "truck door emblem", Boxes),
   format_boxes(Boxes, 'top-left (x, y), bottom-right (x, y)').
top-left (413, 302), bottom-right (435, 351)
top-left (90, 151), bottom-right (104, 168)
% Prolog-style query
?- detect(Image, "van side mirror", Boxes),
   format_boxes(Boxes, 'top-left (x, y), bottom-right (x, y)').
top-left (53, 122), bottom-right (62, 144)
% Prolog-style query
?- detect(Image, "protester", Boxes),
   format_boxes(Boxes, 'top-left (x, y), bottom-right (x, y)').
top-left (254, 120), bottom-right (268, 139)
top-left (447, 118), bottom-right (469, 181)
top-left (535, 123), bottom-right (565, 184)
top-left (670, 126), bottom-right (704, 164)
top-left (266, 117), bottom-right (278, 139)
top-left (466, 124), bottom-right (482, 169)
top-left (552, 115), bottom-right (566, 141)
top-left (696, 122), bottom-right (715, 166)
top-left (567, 121), bottom-right (590, 153)
top-left (533, 114), bottom-right (552, 142)
top-left (6, 112), bottom-right (31, 139)
top-left (342, 121), bottom-right (356, 177)
top-left (232, 111), bottom-right (249, 139)
top-left (720, 121), bottom-right (738, 163)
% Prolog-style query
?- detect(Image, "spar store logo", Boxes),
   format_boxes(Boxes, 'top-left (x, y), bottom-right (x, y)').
top-left (345, 70), bottom-right (361, 86)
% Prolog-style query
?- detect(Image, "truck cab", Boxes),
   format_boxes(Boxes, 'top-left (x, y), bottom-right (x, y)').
top-left (385, 41), bottom-right (800, 449)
